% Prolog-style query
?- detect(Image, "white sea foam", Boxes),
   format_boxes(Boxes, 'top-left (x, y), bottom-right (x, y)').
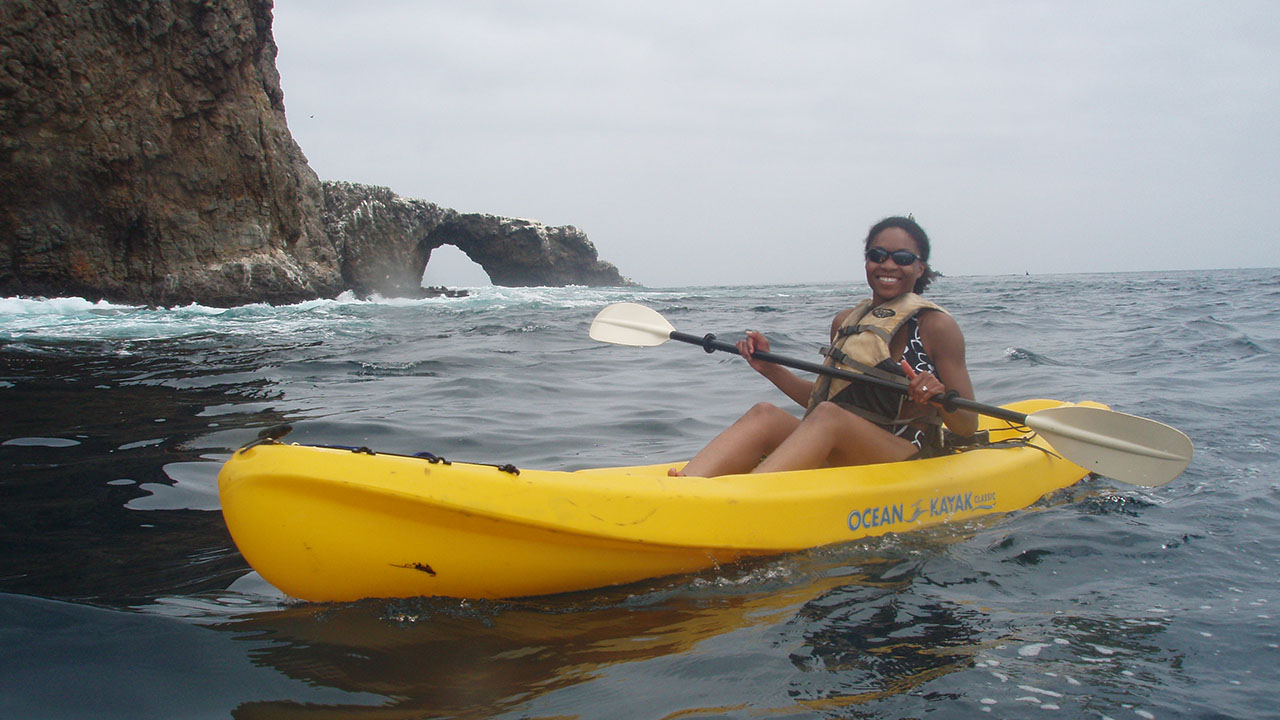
top-left (0, 295), bottom-right (138, 315)
top-left (0, 286), bottom-right (716, 345)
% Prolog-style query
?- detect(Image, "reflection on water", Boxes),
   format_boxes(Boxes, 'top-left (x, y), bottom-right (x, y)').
top-left (0, 349), bottom-right (284, 606)
top-left (207, 542), bottom-right (1026, 719)
top-left (220, 563), bottom-right (848, 718)
top-left (790, 581), bottom-right (986, 709)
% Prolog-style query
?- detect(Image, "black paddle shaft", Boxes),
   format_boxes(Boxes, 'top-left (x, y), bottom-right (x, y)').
top-left (667, 330), bottom-right (1028, 425)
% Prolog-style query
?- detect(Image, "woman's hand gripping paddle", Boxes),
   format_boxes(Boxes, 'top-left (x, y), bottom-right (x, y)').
top-left (589, 302), bottom-right (1193, 487)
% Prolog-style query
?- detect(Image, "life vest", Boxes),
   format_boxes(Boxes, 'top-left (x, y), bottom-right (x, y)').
top-left (805, 293), bottom-right (948, 427)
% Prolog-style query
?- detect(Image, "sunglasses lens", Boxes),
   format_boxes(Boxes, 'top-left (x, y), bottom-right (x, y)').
top-left (866, 248), bottom-right (918, 265)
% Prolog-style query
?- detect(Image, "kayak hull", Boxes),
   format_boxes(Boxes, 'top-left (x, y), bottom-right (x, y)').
top-left (217, 399), bottom-right (1099, 602)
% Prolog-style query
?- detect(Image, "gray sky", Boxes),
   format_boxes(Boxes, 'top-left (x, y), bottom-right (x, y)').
top-left (273, 1), bottom-right (1279, 287)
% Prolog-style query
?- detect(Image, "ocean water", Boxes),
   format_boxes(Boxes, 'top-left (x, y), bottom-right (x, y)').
top-left (1, 269), bottom-right (1277, 719)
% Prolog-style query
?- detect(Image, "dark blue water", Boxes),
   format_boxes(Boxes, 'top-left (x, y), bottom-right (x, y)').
top-left (2, 270), bottom-right (1277, 719)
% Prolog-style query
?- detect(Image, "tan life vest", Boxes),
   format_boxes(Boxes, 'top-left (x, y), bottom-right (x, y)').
top-left (805, 293), bottom-right (948, 425)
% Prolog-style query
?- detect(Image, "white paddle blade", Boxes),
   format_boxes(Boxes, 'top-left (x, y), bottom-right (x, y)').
top-left (1027, 405), bottom-right (1193, 487)
top-left (589, 303), bottom-right (677, 347)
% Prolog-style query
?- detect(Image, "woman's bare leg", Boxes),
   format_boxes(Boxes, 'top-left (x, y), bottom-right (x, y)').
top-left (675, 403), bottom-right (801, 477)
top-left (752, 401), bottom-right (918, 473)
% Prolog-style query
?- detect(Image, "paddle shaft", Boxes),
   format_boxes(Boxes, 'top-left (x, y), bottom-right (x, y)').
top-left (668, 330), bottom-right (1028, 425)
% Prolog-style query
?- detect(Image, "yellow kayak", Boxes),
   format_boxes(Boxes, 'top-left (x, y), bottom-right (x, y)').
top-left (217, 399), bottom-right (1100, 602)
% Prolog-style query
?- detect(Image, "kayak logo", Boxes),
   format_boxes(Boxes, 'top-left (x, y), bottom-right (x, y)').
top-left (872, 307), bottom-right (896, 318)
top-left (929, 491), bottom-right (998, 517)
top-left (847, 491), bottom-right (998, 532)
top-left (847, 503), bottom-right (904, 531)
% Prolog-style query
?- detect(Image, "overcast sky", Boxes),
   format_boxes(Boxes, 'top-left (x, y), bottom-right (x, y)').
top-left (272, 1), bottom-right (1279, 287)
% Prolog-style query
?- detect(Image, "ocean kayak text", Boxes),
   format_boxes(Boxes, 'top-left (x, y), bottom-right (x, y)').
top-left (847, 491), bottom-right (998, 531)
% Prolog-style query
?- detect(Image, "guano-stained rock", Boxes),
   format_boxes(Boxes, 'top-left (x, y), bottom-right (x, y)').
top-left (323, 181), bottom-right (631, 297)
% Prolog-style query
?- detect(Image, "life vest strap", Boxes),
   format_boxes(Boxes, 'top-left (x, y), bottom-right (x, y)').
top-left (835, 323), bottom-right (893, 343)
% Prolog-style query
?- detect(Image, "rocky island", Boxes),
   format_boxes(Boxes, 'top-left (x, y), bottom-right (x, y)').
top-left (322, 181), bottom-right (630, 298)
top-left (0, 0), bottom-right (629, 306)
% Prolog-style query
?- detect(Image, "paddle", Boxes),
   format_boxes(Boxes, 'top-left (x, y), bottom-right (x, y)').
top-left (589, 302), bottom-right (1192, 487)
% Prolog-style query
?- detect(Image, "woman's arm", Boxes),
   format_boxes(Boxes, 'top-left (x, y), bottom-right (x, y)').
top-left (737, 310), bottom-right (851, 409)
top-left (738, 331), bottom-right (816, 408)
top-left (914, 311), bottom-right (979, 437)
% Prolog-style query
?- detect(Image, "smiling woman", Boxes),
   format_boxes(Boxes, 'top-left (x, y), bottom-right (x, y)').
top-left (673, 216), bottom-right (977, 477)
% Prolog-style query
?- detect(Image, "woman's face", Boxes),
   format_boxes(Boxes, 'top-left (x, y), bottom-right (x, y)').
top-left (864, 227), bottom-right (926, 302)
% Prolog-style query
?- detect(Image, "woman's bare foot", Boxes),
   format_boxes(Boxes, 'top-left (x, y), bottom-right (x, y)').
top-left (667, 466), bottom-right (685, 477)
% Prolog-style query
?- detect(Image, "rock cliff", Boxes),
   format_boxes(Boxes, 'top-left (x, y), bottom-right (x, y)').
top-left (0, 0), bottom-right (629, 306)
top-left (0, 0), bottom-right (343, 306)
top-left (323, 182), bottom-right (629, 296)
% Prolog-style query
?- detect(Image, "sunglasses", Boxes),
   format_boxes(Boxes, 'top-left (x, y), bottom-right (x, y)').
top-left (865, 247), bottom-right (921, 266)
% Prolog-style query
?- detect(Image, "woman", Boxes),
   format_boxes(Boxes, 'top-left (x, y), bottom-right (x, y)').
top-left (673, 216), bottom-right (977, 477)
